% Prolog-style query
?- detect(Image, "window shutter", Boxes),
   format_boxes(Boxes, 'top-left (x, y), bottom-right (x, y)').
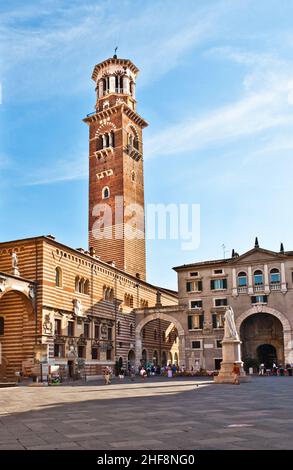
top-left (210, 280), bottom-right (215, 290)
top-left (198, 280), bottom-right (203, 291)
top-left (199, 315), bottom-right (204, 329)
top-left (212, 314), bottom-right (217, 328)
top-left (223, 278), bottom-right (227, 289)
top-left (188, 316), bottom-right (193, 330)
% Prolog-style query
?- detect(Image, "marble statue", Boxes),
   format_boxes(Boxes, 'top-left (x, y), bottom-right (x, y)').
top-left (73, 299), bottom-right (83, 317)
top-left (12, 252), bottom-right (20, 276)
top-left (224, 306), bottom-right (239, 341)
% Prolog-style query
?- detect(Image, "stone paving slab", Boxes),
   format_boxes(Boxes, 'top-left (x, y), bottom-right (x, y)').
top-left (0, 376), bottom-right (292, 450)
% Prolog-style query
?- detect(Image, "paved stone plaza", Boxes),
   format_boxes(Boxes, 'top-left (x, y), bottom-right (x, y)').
top-left (0, 377), bottom-right (292, 450)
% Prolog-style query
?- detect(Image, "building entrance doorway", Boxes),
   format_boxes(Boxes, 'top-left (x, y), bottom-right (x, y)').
top-left (257, 344), bottom-right (277, 369)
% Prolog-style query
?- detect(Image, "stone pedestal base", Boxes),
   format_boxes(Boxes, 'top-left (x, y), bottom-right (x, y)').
top-left (214, 361), bottom-right (250, 384)
top-left (214, 338), bottom-right (250, 384)
top-left (12, 268), bottom-right (20, 277)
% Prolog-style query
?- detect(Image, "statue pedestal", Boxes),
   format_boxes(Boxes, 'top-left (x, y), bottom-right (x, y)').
top-left (12, 267), bottom-right (20, 277)
top-left (214, 338), bottom-right (250, 384)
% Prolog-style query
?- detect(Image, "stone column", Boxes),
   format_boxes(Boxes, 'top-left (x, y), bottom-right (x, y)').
top-left (281, 263), bottom-right (287, 293)
top-left (264, 264), bottom-right (270, 293)
top-left (123, 75), bottom-right (130, 94)
top-left (98, 80), bottom-right (104, 97)
top-left (248, 266), bottom-right (254, 294)
top-left (232, 268), bottom-right (238, 297)
top-left (109, 76), bottom-right (115, 93)
top-left (178, 334), bottom-right (186, 367)
top-left (135, 336), bottom-right (142, 370)
top-left (109, 132), bottom-right (113, 147)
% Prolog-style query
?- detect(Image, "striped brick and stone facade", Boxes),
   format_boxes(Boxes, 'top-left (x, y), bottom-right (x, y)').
top-left (0, 236), bottom-right (177, 379)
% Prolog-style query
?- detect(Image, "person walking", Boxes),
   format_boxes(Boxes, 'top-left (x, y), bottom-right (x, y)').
top-left (104, 366), bottom-right (111, 385)
top-left (232, 362), bottom-right (240, 385)
top-left (259, 363), bottom-right (265, 376)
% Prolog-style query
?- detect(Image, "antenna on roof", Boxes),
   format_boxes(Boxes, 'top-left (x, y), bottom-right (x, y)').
top-left (113, 46), bottom-right (118, 59)
top-left (221, 243), bottom-right (228, 259)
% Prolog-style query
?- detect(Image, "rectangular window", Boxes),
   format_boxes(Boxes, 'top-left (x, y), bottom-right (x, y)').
top-left (67, 321), bottom-right (74, 337)
top-left (190, 272), bottom-right (199, 277)
top-left (92, 348), bottom-right (98, 360)
top-left (106, 349), bottom-right (112, 361)
top-left (188, 314), bottom-right (204, 330)
top-left (54, 319), bottom-right (62, 335)
top-left (94, 324), bottom-right (99, 339)
top-left (214, 298), bottom-right (228, 307)
top-left (216, 340), bottom-right (222, 348)
top-left (212, 313), bottom-right (225, 329)
top-left (211, 279), bottom-right (227, 290)
top-left (108, 327), bottom-right (112, 341)
top-left (190, 300), bottom-right (203, 309)
top-left (186, 281), bottom-right (202, 292)
top-left (192, 341), bottom-right (201, 349)
top-left (84, 323), bottom-right (90, 338)
top-left (54, 343), bottom-right (64, 358)
top-left (78, 346), bottom-right (84, 358)
top-left (213, 269), bottom-right (223, 275)
top-left (251, 295), bottom-right (268, 304)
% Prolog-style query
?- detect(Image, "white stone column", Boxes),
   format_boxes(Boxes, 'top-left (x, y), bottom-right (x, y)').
top-left (108, 132), bottom-right (113, 147)
top-left (131, 81), bottom-right (136, 99)
top-left (281, 263), bottom-right (287, 293)
top-left (98, 80), bottom-right (104, 97)
top-left (123, 75), bottom-right (130, 94)
top-left (232, 268), bottom-right (238, 297)
top-left (102, 134), bottom-right (107, 148)
top-left (109, 76), bottom-right (115, 93)
top-left (264, 264), bottom-right (270, 293)
top-left (248, 266), bottom-right (254, 294)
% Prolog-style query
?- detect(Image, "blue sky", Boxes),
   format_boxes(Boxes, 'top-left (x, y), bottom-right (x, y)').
top-left (1, 0), bottom-right (293, 289)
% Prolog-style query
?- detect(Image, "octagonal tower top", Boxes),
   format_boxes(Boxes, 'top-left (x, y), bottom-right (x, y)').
top-left (91, 55), bottom-right (139, 112)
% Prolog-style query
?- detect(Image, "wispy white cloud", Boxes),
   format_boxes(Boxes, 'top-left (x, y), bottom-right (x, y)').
top-left (21, 153), bottom-right (88, 186)
top-left (0, 0), bottom-right (229, 102)
top-left (145, 47), bottom-right (293, 158)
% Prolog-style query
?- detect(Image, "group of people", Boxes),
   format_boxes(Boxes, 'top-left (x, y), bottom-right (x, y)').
top-left (258, 363), bottom-right (293, 376)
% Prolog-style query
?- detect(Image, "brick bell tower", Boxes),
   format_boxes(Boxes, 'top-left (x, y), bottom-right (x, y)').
top-left (83, 54), bottom-right (148, 280)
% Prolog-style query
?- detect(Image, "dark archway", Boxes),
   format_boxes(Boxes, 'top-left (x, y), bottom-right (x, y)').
top-left (128, 350), bottom-right (135, 367)
top-left (257, 344), bottom-right (277, 369)
top-left (240, 313), bottom-right (284, 367)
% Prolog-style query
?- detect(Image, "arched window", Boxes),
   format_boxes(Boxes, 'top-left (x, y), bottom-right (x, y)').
top-left (55, 267), bottom-right (62, 287)
top-left (84, 280), bottom-right (90, 295)
top-left (270, 268), bottom-right (281, 284)
top-left (237, 271), bottom-right (247, 287)
top-left (79, 278), bottom-right (85, 294)
top-left (102, 186), bottom-right (110, 199)
top-left (129, 80), bottom-right (134, 96)
top-left (254, 270), bottom-right (263, 286)
top-left (117, 321), bottom-right (121, 336)
top-left (130, 324), bottom-right (133, 336)
top-left (75, 276), bottom-right (80, 292)
top-left (0, 317), bottom-right (4, 336)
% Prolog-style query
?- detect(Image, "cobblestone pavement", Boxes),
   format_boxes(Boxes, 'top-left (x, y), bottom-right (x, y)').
top-left (0, 376), bottom-right (292, 450)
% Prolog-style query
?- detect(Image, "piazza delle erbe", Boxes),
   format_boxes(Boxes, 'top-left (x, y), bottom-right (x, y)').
top-left (1, 0), bottom-right (293, 464)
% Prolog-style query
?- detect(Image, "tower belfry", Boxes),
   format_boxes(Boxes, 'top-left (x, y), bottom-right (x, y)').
top-left (83, 56), bottom-right (148, 280)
